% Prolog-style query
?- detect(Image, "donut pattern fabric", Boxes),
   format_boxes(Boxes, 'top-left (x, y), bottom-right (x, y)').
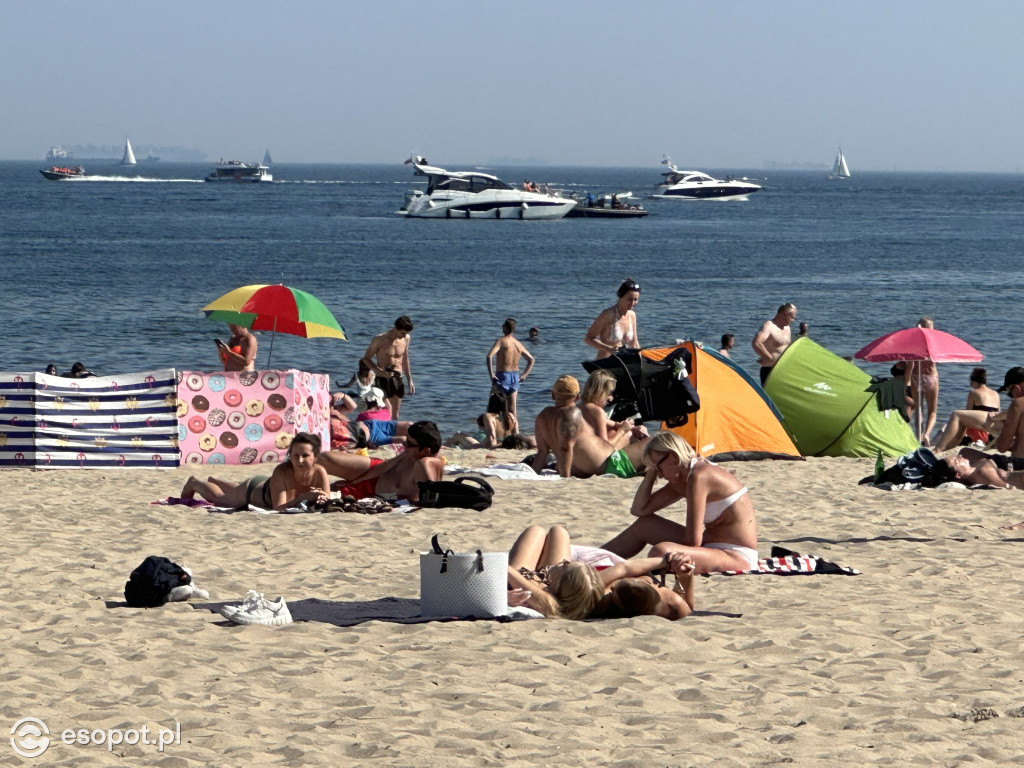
top-left (176, 369), bottom-right (328, 465)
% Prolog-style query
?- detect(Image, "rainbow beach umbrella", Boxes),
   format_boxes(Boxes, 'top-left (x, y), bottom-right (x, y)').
top-left (203, 284), bottom-right (346, 366)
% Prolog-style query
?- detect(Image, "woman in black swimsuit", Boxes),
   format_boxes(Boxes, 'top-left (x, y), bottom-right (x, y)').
top-left (933, 368), bottom-right (1003, 452)
top-left (180, 433), bottom-right (330, 510)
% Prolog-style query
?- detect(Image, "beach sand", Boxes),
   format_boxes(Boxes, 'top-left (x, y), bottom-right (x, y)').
top-left (4, 450), bottom-right (1024, 766)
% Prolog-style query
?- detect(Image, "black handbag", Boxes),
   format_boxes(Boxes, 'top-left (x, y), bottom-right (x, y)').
top-left (417, 476), bottom-right (494, 511)
top-left (124, 555), bottom-right (191, 607)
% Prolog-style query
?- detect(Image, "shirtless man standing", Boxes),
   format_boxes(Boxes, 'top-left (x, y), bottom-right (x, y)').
top-left (532, 375), bottom-right (647, 479)
top-left (752, 303), bottom-right (797, 385)
top-left (362, 316), bottom-right (415, 418)
top-left (216, 323), bottom-right (257, 372)
top-left (317, 421), bottom-right (443, 502)
top-left (486, 318), bottom-right (535, 419)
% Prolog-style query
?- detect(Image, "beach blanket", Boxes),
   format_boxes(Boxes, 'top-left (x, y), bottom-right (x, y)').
top-left (868, 481), bottom-right (995, 492)
top-left (204, 500), bottom-right (418, 515)
top-left (445, 463), bottom-right (562, 480)
top-left (200, 597), bottom-right (540, 626)
top-left (713, 546), bottom-right (860, 576)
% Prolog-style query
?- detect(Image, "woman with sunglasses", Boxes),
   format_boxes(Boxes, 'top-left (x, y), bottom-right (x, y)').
top-left (585, 278), bottom-right (641, 359)
top-left (600, 431), bottom-right (760, 573)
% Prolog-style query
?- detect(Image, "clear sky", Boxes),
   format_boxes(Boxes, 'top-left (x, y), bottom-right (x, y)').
top-left (5, 1), bottom-right (1024, 171)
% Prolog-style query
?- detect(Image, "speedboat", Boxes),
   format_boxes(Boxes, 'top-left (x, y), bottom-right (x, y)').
top-left (39, 165), bottom-right (85, 180)
top-left (398, 156), bottom-right (576, 219)
top-left (653, 157), bottom-right (761, 200)
top-left (567, 192), bottom-right (649, 218)
top-left (204, 159), bottom-right (273, 183)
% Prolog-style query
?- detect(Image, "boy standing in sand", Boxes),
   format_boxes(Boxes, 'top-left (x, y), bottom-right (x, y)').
top-left (486, 318), bottom-right (535, 419)
top-left (362, 316), bottom-right (415, 418)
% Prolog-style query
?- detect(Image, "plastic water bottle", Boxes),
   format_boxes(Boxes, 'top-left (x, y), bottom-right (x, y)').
top-left (874, 449), bottom-right (885, 483)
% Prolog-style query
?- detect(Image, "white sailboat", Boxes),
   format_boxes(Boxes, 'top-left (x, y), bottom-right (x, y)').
top-left (830, 146), bottom-right (850, 179)
top-left (121, 137), bottom-right (137, 166)
top-left (263, 149), bottom-right (272, 165)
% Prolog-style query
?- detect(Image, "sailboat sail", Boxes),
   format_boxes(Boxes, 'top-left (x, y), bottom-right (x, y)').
top-left (831, 147), bottom-right (850, 178)
top-left (122, 137), bottom-right (137, 165)
top-left (263, 149), bottom-right (272, 165)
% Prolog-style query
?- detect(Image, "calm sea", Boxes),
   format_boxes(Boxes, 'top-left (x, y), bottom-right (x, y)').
top-left (3, 160), bottom-right (1023, 438)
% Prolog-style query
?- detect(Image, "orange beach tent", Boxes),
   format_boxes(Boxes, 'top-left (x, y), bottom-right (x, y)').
top-left (644, 341), bottom-right (801, 460)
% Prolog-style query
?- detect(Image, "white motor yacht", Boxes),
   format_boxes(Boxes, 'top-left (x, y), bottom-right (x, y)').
top-left (653, 157), bottom-right (761, 200)
top-left (398, 156), bottom-right (576, 219)
top-left (205, 159), bottom-right (272, 183)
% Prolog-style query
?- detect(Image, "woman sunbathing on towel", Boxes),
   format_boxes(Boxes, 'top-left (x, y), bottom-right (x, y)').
top-left (600, 431), bottom-right (760, 574)
top-left (506, 525), bottom-right (694, 620)
top-left (180, 432), bottom-right (330, 511)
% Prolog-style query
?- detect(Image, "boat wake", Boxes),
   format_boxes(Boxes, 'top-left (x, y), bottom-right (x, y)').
top-left (75, 176), bottom-right (204, 183)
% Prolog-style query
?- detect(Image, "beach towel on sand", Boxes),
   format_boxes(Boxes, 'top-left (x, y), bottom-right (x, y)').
top-left (712, 546), bottom-right (860, 576)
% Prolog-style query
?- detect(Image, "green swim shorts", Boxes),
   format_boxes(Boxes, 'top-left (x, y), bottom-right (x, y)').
top-left (603, 449), bottom-right (637, 478)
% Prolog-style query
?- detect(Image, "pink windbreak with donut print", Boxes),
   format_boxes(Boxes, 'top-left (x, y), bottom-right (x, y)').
top-left (176, 369), bottom-right (329, 466)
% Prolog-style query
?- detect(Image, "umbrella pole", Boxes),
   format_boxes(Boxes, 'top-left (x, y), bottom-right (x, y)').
top-left (266, 317), bottom-right (277, 368)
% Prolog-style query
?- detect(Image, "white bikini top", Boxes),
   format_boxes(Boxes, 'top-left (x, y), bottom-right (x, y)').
top-left (688, 457), bottom-right (747, 523)
top-left (611, 312), bottom-right (636, 344)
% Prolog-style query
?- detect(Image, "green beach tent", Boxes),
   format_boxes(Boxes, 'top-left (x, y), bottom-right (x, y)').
top-left (764, 337), bottom-right (918, 458)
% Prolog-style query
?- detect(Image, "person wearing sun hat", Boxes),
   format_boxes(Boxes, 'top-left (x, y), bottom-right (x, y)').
top-left (532, 374), bottom-right (647, 478)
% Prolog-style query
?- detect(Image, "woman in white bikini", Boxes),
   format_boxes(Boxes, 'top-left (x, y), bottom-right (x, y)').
top-left (601, 431), bottom-right (760, 573)
top-left (585, 278), bottom-right (641, 359)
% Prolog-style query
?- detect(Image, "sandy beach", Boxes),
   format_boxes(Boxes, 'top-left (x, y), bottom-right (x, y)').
top-left (4, 449), bottom-right (1024, 766)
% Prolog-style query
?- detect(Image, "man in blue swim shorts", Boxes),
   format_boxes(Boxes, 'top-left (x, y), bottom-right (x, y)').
top-left (486, 318), bottom-right (535, 419)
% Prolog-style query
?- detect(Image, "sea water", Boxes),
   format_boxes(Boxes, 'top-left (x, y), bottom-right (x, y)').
top-left (3, 160), bottom-right (1023, 438)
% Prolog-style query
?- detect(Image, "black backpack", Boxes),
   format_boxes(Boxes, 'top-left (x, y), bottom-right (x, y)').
top-left (124, 556), bottom-right (191, 607)
top-left (866, 447), bottom-right (953, 487)
top-left (417, 476), bottom-right (494, 511)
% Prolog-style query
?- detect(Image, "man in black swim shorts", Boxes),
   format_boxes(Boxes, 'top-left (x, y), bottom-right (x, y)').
top-left (362, 315), bottom-right (415, 418)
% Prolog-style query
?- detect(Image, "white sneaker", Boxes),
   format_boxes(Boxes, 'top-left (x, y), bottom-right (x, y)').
top-left (219, 589), bottom-right (262, 620)
top-left (221, 591), bottom-right (292, 626)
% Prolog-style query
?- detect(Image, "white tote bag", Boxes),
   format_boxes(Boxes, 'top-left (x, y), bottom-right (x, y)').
top-left (419, 534), bottom-right (508, 618)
